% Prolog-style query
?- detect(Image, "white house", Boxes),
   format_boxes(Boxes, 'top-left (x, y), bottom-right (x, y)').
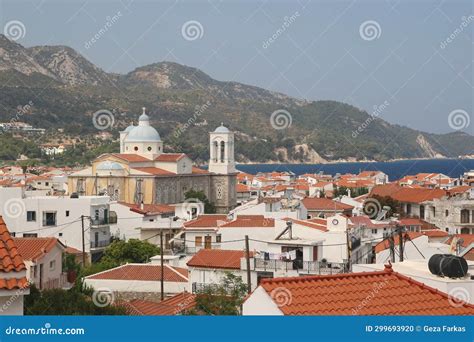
top-left (187, 249), bottom-right (258, 292)
top-left (0, 187), bottom-right (116, 262)
top-left (84, 263), bottom-right (189, 299)
top-left (13, 237), bottom-right (67, 290)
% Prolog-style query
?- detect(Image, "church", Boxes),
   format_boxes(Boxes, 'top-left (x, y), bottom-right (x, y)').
top-left (68, 108), bottom-right (237, 213)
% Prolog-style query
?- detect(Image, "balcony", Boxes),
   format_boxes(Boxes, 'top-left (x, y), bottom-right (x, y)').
top-left (192, 282), bottom-right (235, 295)
top-left (90, 215), bottom-right (117, 226)
top-left (252, 258), bottom-right (348, 275)
top-left (90, 240), bottom-right (110, 249)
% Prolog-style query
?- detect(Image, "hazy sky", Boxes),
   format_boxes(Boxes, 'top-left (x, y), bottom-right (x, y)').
top-left (0, 0), bottom-right (472, 134)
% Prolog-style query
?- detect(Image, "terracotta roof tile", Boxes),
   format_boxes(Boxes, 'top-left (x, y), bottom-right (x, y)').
top-left (110, 153), bottom-right (151, 162)
top-left (13, 237), bottom-right (63, 262)
top-left (221, 215), bottom-right (274, 228)
top-left (257, 266), bottom-right (474, 315)
top-left (184, 215), bottom-right (228, 229)
top-left (120, 202), bottom-right (175, 216)
top-left (302, 197), bottom-right (354, 211)
top-left (283, 217), bottom-right (328, 232)
top-left (132, 167), bottom-right (175, 176)
top-left (154, 153), bottom-right (187, 162)
top-left (124, 292), bottom-right (196, 315)
top-left (0, 277), bottom-right (29, 290)
top-left (370, 184), bottom-right (446, 203)
top-left (187, 249), bottom-right (252, 270)
top-left (87, 264), bottom-right (188, 282)
top-left (0, 217), bottom-right (26, 272)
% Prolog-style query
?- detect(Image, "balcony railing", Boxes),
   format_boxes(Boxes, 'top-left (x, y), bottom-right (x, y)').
top-left (253, 258), bottom-right (348, 275)
top-left (176, 245), bottom-right (221, 255)
top-left (41, 273), bottom-right (69, 290)
top-left (90, 240), bottom-right (110, 249)
top-left (192, 282), bottom-right (235, 295)
top-left (90, 216), bottom-right (117, 226)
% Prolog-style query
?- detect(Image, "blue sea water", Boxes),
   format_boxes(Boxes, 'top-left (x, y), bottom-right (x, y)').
top-left (235, 158), bottom-right (474, 181)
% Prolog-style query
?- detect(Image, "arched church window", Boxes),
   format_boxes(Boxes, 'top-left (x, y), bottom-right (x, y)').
top-left (213, 141), bottom-right (218, 162)
top-left (220, 141), bottom-right (225, 162)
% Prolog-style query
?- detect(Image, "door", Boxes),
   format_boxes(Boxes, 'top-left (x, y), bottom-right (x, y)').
top-left (94, 232), bottom-right (99, 248)
top-left (204, 236), bottom-right (212, 249)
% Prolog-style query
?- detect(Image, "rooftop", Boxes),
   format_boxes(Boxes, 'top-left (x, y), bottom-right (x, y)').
top-left (86, 264), bottom-right (188, 282)
top-left (256, 264), bottom-right (474, 315)
top-left (124, 292), bottom-right (196, 315)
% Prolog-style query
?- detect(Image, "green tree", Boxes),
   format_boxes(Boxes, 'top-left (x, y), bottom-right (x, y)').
top-left (191, 273), bottom-right (248, 315)
top-left (185, 189), bottom-right (216, 214)
top-left (100, 239), bottom-right (160, 265)
top-left (25, 284), bottom-right (126, 315)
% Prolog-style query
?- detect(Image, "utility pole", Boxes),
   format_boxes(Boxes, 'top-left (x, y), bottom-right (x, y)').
top-left (345, 227), bottom-right (352, 271)
top-left (160, 230), bottom-right (164, 300)
top-left (245, 235), bottom-right (251, 294)
top-left (389, 234), bottom-right (395, 263)
top-left (81, 215), bottom-right (86, 266)
top-left (398, 225), bottom-right (404, 262)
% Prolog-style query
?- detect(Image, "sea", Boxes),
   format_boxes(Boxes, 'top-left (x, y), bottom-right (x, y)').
top-left (235, 158), bottom-right (474, 181)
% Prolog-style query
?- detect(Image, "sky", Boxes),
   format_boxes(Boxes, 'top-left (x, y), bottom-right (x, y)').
top-left (0, 0), bottom-right (472, 134)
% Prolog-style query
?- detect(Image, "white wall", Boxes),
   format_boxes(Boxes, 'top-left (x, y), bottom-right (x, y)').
top-left (84, 278), bottom-right (188, 295)
top-left (242, 286), bottom-right (283, 315)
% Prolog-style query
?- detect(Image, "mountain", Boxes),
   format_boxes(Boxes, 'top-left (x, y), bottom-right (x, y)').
top-left (0, 34), bottom-right (472, 165)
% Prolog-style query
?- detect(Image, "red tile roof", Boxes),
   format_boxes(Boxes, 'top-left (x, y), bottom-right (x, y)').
top-left (13, 237), bottom-right (64, 262)
top-left (154, 153), bottom-right (187, 162)
top-left (110, 153), bottom-right (151, 162)
top-left (192, 167), bottom-right (209, 174)
top-left (132, 167), bottom-right (175, 176)
top-left (124, 292), bottom-right (196, 315)
top-left (283, 217), bottom-right (328, 232)
top-left (184, 215), bottom-right (228, 229)
top-left (0, 277), bottom-right (29, 290)
top-left (187, 249), bottom-right (251, 269)
top-left (0, 217), bottom-right (26, 272)
top-left (221, 215), bottom-right (275, 228)
top-left (257, 265), bottom-right (474, 315)
top-left (302, 197), bottom-right (354, 211)
top-left (87, 264), bottom-right (188, 282)
top-left (370, 184), bottom-right (446, 203)
top-left (120, 202), bottom-right (175, 216)
top-left (375, 232), bottom-right (424, 253)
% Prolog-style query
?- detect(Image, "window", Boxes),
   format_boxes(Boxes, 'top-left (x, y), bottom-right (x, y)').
top-left (45, 182), bottom-right (49, 186)
top-left (65, 210), bottom-right (70, 217)
top-left (371, 229), bottom-right (377, 235)
top-left (10, 232), bottom-right (15, 237)
top-left (42, 212), bottom-right (57, 226)
top-left (23, 233), bottom-right (38, 238)
top-left (59, 233), bottom-right (63, 237)
top-left (27, 211), bottom-right (36, 222)
top-left (49, 260), bottom-right (56, 271)
top-left (134, 146), bottom-right (139, 151)
top-left (445, 210), bottom-right (449, 217)
top-left (147, 146), bottom-right (152, 151)
top-left (460, 209), bottom-right (470, 224)
top-left (431, 207), bottom-right (436, 217)
top-left (216, 234), bottom-right (222, 243)
top-left (195, 236), bottom-right (202, 247)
